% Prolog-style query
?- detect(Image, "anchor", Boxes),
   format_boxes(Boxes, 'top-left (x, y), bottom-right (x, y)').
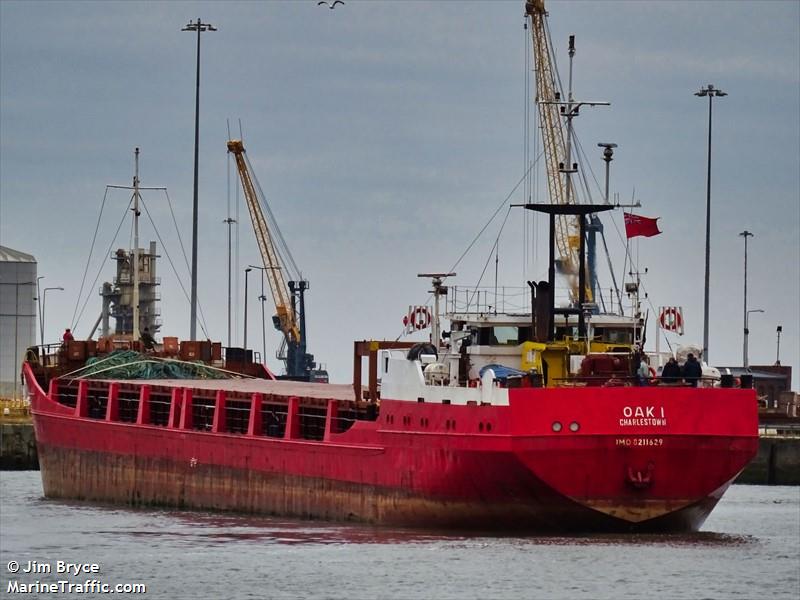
top-left (626, 462), bottom-right (655, 489)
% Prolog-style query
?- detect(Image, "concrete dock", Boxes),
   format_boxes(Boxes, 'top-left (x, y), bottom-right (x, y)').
top-left (736, 435), bottom-right (800, 485)
top-left (0, 423), bottom-right (38, 470)
top-left (0, 399), bottom-right (39, 470)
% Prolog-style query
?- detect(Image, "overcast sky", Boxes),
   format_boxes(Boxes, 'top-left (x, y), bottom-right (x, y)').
top-left (1, 0), bottom-right (798, 387)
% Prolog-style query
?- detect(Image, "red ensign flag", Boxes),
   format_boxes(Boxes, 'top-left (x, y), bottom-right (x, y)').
top-left (624, 213), bottom-right (661, 238)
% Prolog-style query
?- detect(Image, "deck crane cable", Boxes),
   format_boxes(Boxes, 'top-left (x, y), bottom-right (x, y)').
top-left (531, 26), bottom-right (541, 272)
top-left (139, 197), bottom-right (210, 339)
top-left (72, 194), bottom-right (133, 332)
top-left (608, 189), bottom-right (640, 307)
top-left (242, 152), bottom-right (302, 282)
top-left (71, 187), bottom-right (111, 329)
top-left (162, 189), bottom-right (211, 336)
top-left (467, 206), bottom-right (514, 311)
top-left (396, 156), bottom-right (543, 341)
top-left (523, 15), bottom-right (531, 281)
top-left (163, 190), bottom-right (193, 282)
top-left (446, 151), bottom-right (543, 277)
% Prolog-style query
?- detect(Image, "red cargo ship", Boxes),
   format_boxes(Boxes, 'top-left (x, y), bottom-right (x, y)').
top-left (22, 0), bottom-right (758, 532)
top-left (23, 339), bottom-right (757, 532)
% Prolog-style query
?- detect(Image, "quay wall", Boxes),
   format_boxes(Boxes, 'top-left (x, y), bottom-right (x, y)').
top-left (0, 423), bottom-right (39, 470)
top-left (737, 436), bottom-right (800, 485)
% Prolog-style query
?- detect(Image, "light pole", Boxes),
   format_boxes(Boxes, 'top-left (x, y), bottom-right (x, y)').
top-left (739, 230), bottom-right (753, 367)
top-left (182, 18), bottom-right (217, 341)
top-left (243, 267), bottom-right (252, 349)
top-left (695, 84), bottom-right (727, 363)
top-left (42, 287), bottom-right (64, 346)
top-left (36, 275), bottom-right (44, 346)
top-left (744, 309), bottom-right (764, 370)
top-left (224, 217), bottom-right (236, 347)
top-left (249, 265), bottom-right (268, 364)
top-left (597, 142), bottom-right (617, 204)
top-left (775, 325), bottom-right (782, 365)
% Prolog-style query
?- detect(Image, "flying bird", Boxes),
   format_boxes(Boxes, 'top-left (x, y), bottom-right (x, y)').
top-left (318, 0), bottom-right (345, 8)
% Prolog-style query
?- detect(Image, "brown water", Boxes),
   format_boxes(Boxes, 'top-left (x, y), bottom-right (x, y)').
top-left (1, 472), bottom-right (798, 599)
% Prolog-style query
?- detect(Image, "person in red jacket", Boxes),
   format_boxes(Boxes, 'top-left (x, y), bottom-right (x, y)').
top-left (62, 328), bottom-right (74, 344)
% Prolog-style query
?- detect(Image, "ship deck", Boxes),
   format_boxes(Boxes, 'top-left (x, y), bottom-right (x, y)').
top-left (105, 378), bottom-right (359, 402)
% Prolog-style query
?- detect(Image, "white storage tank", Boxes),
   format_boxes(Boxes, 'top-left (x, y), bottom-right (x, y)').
top-left (0, 245), bottom-right (37, 399)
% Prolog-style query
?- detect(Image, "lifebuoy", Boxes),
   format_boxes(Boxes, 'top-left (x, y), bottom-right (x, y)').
top-left (411, 307), bottom-right (431, 330)
top-left (649, 366), bottom-right (658, 385)
top-left (659, 307), bottom-right (683, 332)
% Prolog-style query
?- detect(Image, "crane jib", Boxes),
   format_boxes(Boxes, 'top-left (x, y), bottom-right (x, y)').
top-left (228, 140), bottom-right (303, 353)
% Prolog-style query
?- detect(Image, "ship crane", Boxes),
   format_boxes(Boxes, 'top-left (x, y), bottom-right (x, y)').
top-left (227, 139), bottom-right (321, 381)
top-left (526, 0), bottom-right (609, 306)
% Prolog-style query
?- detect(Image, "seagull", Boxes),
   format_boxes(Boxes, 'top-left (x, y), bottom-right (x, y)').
top-left (318, 0), bottom-right (345, 8)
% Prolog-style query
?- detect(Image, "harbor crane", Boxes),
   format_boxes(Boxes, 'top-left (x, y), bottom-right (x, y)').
top-left (227, 139), bottom-right (324, 381)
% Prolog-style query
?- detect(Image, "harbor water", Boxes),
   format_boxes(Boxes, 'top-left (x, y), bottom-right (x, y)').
top-left (1, 471), bottom-right (798, 599)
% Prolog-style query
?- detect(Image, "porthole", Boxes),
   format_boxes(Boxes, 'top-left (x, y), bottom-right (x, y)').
top-left (552, 421), bottom-right (562, 432)
top-left (569, 421), bottom-right (580, 432)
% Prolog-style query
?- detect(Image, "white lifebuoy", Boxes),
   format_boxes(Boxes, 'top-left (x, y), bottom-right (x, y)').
top-left (411, 307), bottom-right (431, 330)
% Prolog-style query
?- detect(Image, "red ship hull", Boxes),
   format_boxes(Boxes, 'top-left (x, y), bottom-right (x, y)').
top-left (24, 364), bottom-right (758, 532)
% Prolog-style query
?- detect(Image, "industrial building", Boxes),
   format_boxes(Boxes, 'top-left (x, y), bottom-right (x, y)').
top-left (0, 245), bottom-right (37, 399)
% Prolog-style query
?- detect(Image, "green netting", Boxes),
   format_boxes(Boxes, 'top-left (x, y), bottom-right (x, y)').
top-left (76, 350), bottom-right (232, 380)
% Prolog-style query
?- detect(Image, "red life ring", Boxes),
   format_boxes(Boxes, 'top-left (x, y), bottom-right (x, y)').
top-left (649, 365), bottom-right (658, 385)
top-left (659, 307), bottom-right (683, 331)
top-left (411, 307), bottom-right (431, 330)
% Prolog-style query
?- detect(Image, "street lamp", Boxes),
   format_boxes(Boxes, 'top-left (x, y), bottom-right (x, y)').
top-left (775, 325), bottom-right (782, 365)
top-left (223, 217), bottom-right (236, 347)
top-left (695, 83), bottom-right (727, 363)
top-left (36, 275), bottom-right (44, 346)
top-left (249, 265), bottom-right (268, 365)
top-left (42, 287), bottom-right (64, 346)
top-left (744, 309), bottom-right (764, 370)
top-left (183, 18), bottom-right (217, 341)
top-left (243, 267), bottom-right (252, 349)
top-left (739, 230), bottom-right (753, 367)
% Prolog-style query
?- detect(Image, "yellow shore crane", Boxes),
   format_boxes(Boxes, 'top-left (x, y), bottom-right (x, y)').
top-left (227, 139), bottom-right (322, 381)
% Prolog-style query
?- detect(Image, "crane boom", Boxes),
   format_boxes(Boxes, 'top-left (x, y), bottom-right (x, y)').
top-left (526, 0), bottom-right (589, 304)
top-left (227, 139), bottom-right (300, 344)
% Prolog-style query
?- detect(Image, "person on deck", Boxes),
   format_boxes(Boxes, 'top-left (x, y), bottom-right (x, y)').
top-left (661, 356), bottom-right (682, 384)
top-left (636, 355), bottom-right (652, 386)
top-left (682, 353), bottom-right (703, 387)
top-left (62, 328), bottom-right (74, 344)
top-left (140, 327), bottom-right (156, 352)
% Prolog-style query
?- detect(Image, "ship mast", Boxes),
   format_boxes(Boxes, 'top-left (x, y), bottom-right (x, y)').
top-left (132, 147), bottom-right (141, 341)
top-left (418, 272), bottom-right (456, 349)
top-left (103, 148), bottom-right (165, 340)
